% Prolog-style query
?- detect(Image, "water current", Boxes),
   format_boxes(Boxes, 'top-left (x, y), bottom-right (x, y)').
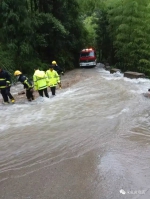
top-left (0, 65), bottom-right (150, 199)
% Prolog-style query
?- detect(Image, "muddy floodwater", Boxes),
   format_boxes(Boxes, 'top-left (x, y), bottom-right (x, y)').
top-left (0, 65), bottom-right (150, 199)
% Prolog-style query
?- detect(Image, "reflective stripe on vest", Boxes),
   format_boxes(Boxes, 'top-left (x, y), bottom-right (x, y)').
top-left (49, 83), bottom-right (57, 87)
top-left (38, 85), bottom-right (47, 90)
top-left (0, 78), bottom-right (7, 88)
top-left (0, 86), bottom-right (7, 88)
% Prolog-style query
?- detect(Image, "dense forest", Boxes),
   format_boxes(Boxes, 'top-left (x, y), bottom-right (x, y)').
top-left (1, 0), bottom-right (150, 78)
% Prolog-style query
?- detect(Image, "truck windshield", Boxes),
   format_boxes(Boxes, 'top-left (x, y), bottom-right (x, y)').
top-left (80, 51), bottom-right (94, 57)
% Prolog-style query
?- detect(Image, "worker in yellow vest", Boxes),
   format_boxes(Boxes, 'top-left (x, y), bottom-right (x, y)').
top-left (33, 69), bottom-right (49, 98)
top-left (46, 65), bottom-right (60, 96)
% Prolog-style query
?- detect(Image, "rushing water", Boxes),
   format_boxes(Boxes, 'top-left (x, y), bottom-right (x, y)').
top-left (0, 65), bottom-right (150, 199)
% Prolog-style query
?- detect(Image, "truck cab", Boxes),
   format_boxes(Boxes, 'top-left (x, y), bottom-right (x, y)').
top-left (79, 48), bottom-right (96, 68)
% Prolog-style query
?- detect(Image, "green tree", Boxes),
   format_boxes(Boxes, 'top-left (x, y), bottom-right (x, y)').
top-left (0, 0), bottom-right (87, 74)
top-left (107, 0), bottom-right (150, 73)
top-left (0, 0), bottom-right (38, 73)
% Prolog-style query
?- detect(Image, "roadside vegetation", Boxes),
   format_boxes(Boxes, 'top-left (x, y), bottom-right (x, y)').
top-left (1, 0), bottom-right (150, 78)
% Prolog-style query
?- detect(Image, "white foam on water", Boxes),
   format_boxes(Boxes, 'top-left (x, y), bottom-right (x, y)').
top-left (0, 85), bottom-right (81, 131)
top-left (106, 108), bottom-right (130, 119)
top-left (97, 67), bottom-right (150, 95)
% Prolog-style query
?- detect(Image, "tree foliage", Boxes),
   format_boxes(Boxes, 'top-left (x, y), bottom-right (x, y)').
top-left (107, 0), bottom-right (150, 73)
top-left (80, 0), bottom-right (150, 75)
top-left (1, 0), bottom-right (150, 76)
top-left (0, 0), bottom-right (87, 75)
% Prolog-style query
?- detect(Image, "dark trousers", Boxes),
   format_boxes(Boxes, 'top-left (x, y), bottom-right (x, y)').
top-left (5, 87), bottom-right (14, 100)
top-left (1, 87), bottom-right (14, 102)
top-left (38, 88), bottom-right (49, 98)
top-left (50, 87), bottom-right (56, 95)
top-left (26, 89), bottom-right (34, 100)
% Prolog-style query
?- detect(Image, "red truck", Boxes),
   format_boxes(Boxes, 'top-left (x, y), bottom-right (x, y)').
top-left (79, 48), bottom-right (97, 67)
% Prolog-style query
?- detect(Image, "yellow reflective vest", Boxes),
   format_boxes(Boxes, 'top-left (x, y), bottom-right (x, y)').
top-left (33, 70), bottom-right (48, 91)
top-left (46, 69), bottom-right (60, 87)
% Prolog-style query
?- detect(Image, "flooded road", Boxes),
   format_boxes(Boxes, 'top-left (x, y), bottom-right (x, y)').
top-left (0, 65), bottom-right (150, 199)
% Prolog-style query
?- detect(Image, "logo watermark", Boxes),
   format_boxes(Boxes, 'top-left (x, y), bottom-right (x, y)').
top-left (120, 189), bottom-right (146, 195)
